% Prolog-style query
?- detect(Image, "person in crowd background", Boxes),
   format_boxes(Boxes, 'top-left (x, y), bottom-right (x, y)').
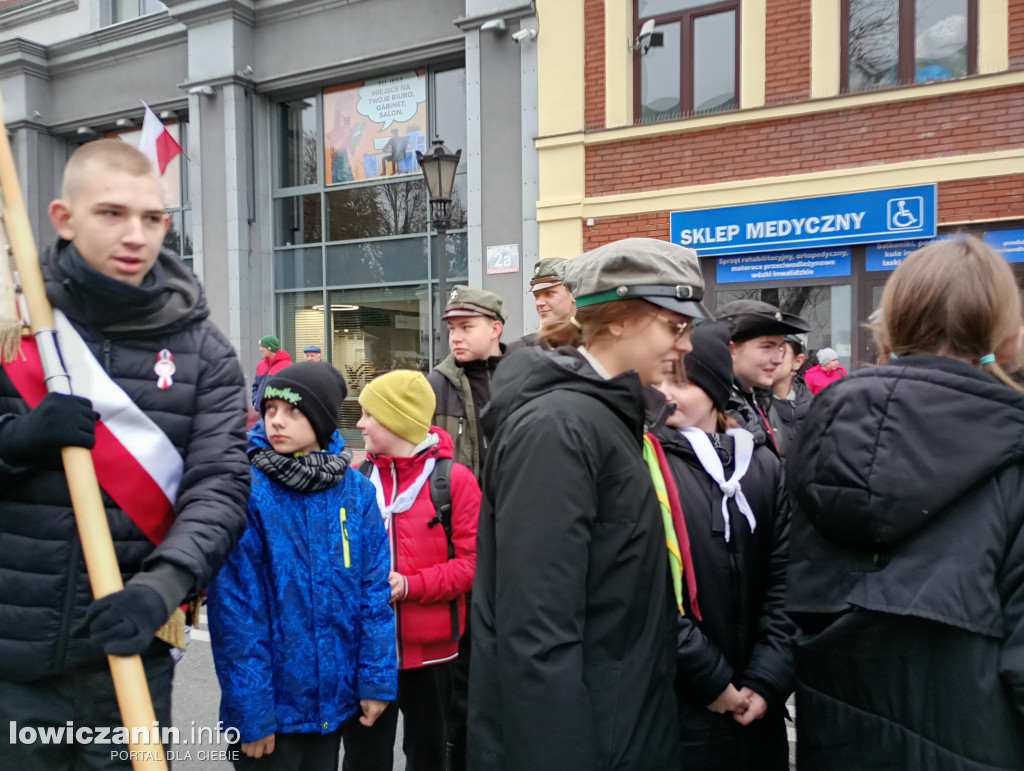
top-left (345, 370), bottom-right (479, 770)
top-left (507, 258), bottom-right (576, 351)
top-left (427, 284), bottom-right (504, 770)
top-left (0, 139), bottom-right (249, 770)
top-left (803, 346), bottom-right (847, 395)
top-left (716, 300), bottom-right (809, 457)
top-left (251, 334), bottom-right (292, 406)
top-left (428, 286), bottom-right (506, 478)
top-left (651, 321), bottom-right (793, 770)
top-left (786, 236), bottom-right (1024, 769)
top-left (771, 333), bottom-right (812, 453)
top-left (470, 238), bottom-right (706, 769)
top-left (303, 345), bottom-right (323, 362)
top-left (209, 362), bottom-right (396, 771)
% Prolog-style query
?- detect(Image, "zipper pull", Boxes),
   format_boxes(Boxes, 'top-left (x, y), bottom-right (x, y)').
top-left (339, 507), bottom-right (351, 568)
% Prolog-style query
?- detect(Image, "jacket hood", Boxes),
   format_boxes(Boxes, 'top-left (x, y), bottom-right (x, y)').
top-left (482, 346), bottom-right (647, 445)
top-left (247, 419), bottom-right (346, 456)
top-left (42, 239), bottom-right (207, 334)
top-left (790, 355), bottom-right (1024, 549)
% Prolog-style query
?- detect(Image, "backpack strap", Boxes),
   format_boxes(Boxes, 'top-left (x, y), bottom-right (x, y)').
top-left (357, 458), bottom-right (373, 477)
top-left (427, 457), bottom-right (461, 641)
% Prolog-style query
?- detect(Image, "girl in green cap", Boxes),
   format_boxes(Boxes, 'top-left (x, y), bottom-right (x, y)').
top-left (469, 238), bottom-right (705, 770)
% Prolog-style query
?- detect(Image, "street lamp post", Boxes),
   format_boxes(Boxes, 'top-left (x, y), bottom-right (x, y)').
top-left (417, 137), bottom-right (461, 358)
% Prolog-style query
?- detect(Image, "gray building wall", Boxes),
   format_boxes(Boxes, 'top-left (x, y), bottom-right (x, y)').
top-left (0, 0), bottom-right (539, 378)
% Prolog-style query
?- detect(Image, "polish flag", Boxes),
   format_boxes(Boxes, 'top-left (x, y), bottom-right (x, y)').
top-left (139, 101), bottom-right (183, 175)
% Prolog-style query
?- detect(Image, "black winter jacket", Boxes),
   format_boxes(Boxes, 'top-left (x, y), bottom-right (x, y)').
top-left (652, 417), bottom-right (793, 770)
top-left (0, 242), bottom-right (250, 681)
top-left (787, 355), bottom-right (1024, 770)
top-left (469, 346), bottom-right (679, 770)
top-left (770, 376), bottom-right (812, 455)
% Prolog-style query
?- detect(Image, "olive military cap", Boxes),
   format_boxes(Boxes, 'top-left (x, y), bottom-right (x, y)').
top-left (716, 299), bottom-right (810, 342)
top-left (529, 258), bottom-right (569, 293)
top-left (562, 237), bottom-right (708, 318)
top-left (442, 285), bottom-right (506, 323)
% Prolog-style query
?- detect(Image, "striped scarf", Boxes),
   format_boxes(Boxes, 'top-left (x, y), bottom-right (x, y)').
top-left (642, 433), bottom-right (701, 620)
top-left (250, 446), bottom-right (353, 492)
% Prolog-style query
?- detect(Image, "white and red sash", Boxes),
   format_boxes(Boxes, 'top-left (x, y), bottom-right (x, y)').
top-left (3, 311), bottom-right (183, 543)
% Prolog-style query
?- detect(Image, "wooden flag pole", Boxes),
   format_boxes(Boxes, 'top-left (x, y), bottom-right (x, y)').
top-left (0, 103), bottom-right (168, 770)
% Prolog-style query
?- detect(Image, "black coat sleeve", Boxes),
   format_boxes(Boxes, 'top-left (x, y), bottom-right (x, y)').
top-left (998, 469), bottom-right (1024, 720)
top-left (486, 410), bottom-right (602, 769)
top-left (139, 323), bottom-right (250, 598)
top-left (676, 612), bottom-right (734, 705)
top-left (739, 458), bottom-right (796, 711)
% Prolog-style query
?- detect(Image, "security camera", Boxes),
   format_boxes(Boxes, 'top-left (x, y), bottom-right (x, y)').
top-left (480, 18), bottom-right (506, 34)
top-left (511, 28), bottom-right (537, 43)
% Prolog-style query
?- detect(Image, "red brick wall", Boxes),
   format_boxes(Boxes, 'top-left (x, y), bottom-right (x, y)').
top-left (585, 86), bottom-right (1024, 196)
top-left (584, 0), bottom-right (606, 129)
top-left (938, 174), bottom-right (1024, 223)
top-left (583, 212), bottom-right (668, 250)
top-left (764, 0), bottom-right (811, 103)
top-left (1011, 0), bottom-right (1024, 68)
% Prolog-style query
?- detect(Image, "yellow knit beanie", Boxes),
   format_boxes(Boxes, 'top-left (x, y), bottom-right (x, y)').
top-left (358, 370), bottom-right (436, 445)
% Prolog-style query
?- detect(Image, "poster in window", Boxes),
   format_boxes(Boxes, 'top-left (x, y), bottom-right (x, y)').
top-left (324, 71), bottom-right (428, 185)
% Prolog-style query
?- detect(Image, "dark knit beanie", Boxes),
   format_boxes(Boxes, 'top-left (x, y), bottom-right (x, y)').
top-left (260, 362), bottom-right (347, 450)
top-left (683, 322), bottom-right (734, 411)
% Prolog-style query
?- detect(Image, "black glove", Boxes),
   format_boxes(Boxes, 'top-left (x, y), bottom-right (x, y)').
top-left (84, 584), bottom-right (168, 656)
top-left (0, 392), bottom-right (96, 464)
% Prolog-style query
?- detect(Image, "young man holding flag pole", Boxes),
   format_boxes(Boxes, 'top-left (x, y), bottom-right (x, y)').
top-left (0, 116), bottom-right (248, 769)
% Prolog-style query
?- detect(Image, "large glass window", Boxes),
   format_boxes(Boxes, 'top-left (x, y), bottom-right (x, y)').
top-left (636, 1), bottom-right (738, 122)
top-left (843, 0), bottom-right (976, 92)
top-left (272, 65), bottom-right (467, 443)
top-left (716, 285), bottom-right (853, 369)
top-left (103, 0), bottom-right (165, 26)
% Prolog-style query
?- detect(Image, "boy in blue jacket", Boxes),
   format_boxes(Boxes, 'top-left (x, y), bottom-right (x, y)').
top-left (208, 362), bottom-right (397, 770)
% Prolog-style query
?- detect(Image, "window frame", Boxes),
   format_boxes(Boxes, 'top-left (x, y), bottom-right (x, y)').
top-left (632, 0), bottom-right (741, 123)
top-left (840, 0), bottom-right (978, 93)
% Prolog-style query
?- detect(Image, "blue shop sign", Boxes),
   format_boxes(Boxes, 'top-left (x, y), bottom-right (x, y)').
top-left (984, 228), bottom-right (1024, 263)
top-left (864, 236), bottom-right (952, 271)
top-left (716, 247), bottom-right (851, 284)
top-left (670, 185), bottom-right (936, 256)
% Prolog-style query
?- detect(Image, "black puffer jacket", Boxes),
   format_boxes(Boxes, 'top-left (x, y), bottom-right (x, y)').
top-left (652, 416), bottom-right (793, 770)
top-left (787, 355), bottom-right (1024, 769)
top-left (0, 242), bottom-right (250, 681)
top-left (469, 346), bottom-right (679, 770)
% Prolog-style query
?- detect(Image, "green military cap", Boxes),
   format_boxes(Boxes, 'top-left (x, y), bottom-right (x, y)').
top-left (529, 258), bottom-right (569, 293)
top-left (716, 299), bottom-right (810, 342)
top-left (442, 285), bottom-right (506, 323)
top-left (564, 237), bottom-right (709, 318)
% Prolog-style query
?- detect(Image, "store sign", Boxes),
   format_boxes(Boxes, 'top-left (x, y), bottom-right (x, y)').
top-left (864, 237), bottom-right (951, 271)
top-left (670, 185), bottom-right (936, 256)
top-left (984, 228), bottom-right (1024, 263)
top-left (716, 247), bottom-right (851, 284)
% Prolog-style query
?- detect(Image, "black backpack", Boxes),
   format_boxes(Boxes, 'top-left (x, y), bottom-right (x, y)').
top-left (358, 457), bottom-right (460, 640)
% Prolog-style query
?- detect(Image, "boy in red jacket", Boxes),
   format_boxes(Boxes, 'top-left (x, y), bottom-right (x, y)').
top-left (347, 369), bottom-right (480, 770)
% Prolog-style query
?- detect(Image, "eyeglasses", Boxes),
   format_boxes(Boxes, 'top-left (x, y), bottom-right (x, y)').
top-left (651, 313), bottom-right (691, 341)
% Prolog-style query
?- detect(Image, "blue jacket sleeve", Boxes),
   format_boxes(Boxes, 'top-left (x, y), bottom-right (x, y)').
top-left (207, 501), bottom-right (278, 743)
top-left (354, 479), bottom-right (398, 701)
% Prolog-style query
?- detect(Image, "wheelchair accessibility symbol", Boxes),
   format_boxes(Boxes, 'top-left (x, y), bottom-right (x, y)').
top-left (887, 197), bottom-right (923, 230)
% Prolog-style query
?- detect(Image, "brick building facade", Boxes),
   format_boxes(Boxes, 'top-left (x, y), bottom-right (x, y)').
top-left (534, 0), bottom-right (1024, 367)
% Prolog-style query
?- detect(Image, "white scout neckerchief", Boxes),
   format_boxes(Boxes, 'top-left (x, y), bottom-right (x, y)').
top-left (679, 426), bottom-right (757, 542)
top-left (367, 433), bottom-right (439, 533)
